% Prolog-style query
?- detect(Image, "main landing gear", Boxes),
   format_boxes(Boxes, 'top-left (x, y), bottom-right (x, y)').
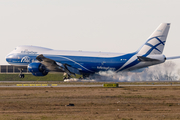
top-left (63, 75), bottom-right (71, 80)
top-left (76, 74), bottom-right (90, 80)
top-left (18, 68), bottom-right (25, 78)
top-left (83, 74), bottom-right (90, 79)
top-left (63, 72), bottom-right (72, 80)
top-left (63, 73), bottom-right (90, 80)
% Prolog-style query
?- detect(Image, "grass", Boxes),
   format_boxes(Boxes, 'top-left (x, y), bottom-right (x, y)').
top-left (0, 73), bottom-right (82, 81)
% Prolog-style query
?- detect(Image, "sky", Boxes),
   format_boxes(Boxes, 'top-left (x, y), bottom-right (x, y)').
top-left (1, 0), bottom-right (180, 65)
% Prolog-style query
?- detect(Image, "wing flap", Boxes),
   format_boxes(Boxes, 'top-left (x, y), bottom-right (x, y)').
top-left (66, 65), bottom-right (81, 75)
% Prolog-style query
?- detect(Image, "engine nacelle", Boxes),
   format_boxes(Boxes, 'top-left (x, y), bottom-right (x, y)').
top-left (28, 63), bottom-right (48, 76)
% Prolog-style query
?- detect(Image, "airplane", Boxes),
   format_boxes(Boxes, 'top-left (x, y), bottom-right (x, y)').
top-left (5, 23), bottom-right (180, 79)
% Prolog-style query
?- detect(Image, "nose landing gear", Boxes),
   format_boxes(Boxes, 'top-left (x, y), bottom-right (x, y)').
top-left (18, 68), bottom-right (25, 78)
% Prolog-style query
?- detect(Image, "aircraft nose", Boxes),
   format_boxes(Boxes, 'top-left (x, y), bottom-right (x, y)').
top-left (6, 54), bottom-right (14, 63)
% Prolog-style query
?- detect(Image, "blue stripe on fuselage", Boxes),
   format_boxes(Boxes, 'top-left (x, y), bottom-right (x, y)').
top-left (6, 52), bottom-right (137, 74)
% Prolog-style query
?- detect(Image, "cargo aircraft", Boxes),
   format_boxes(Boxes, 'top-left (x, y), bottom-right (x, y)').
top-left (6, 23), bottom-right (180, 79)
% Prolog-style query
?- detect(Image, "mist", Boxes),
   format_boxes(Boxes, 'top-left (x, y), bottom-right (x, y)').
top-left (64, 61), bottom-right (179, 82)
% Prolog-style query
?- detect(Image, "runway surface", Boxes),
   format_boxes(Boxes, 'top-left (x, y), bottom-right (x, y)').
top-left (0, 81), bottom-right (179, 87)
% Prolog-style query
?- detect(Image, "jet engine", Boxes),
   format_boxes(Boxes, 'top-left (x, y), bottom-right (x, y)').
top-left (28, 63), bottom-right (48, 76)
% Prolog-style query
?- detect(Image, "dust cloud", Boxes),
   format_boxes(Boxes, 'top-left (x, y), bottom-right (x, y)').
top-left (64, 61), bottom-right (179, 82)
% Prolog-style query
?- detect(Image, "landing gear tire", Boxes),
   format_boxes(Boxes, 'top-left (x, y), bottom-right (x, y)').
top-left (67, 75), bottom-right (71, 79)
top-left (63, 77), bottom-right (67, 80)
top-left (63, 75), bottom-right (71, 80)
top-left (83, 74), bottom-right (89, 79)
top-left (19, 74), bottom-right (24, 78)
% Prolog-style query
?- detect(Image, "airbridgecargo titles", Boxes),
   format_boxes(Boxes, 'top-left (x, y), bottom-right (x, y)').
top-left (97, 66), bottom-right (115, 70)
top-left (21, 50), bottom-right (37, 54)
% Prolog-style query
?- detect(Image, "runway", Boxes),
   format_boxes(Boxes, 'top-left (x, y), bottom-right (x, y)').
top-left (0, 85), bottom-right (102, 87)
top-left (0, 81), bottom-right (179, 87)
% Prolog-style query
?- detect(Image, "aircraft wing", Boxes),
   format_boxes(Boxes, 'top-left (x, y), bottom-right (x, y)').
top-left (36, 54), bottom-right (60, 71)
top-left (36, 54), bottom-right (80, 76)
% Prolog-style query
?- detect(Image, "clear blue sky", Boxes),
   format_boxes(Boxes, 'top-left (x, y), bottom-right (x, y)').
top-left (1, 0), bottom-right (180, 65)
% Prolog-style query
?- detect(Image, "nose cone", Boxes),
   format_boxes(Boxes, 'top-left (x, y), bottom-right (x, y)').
top-left (6, 54), bottom-right (22, 65)
top-left (6, 54), bottom-right (14, 64)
